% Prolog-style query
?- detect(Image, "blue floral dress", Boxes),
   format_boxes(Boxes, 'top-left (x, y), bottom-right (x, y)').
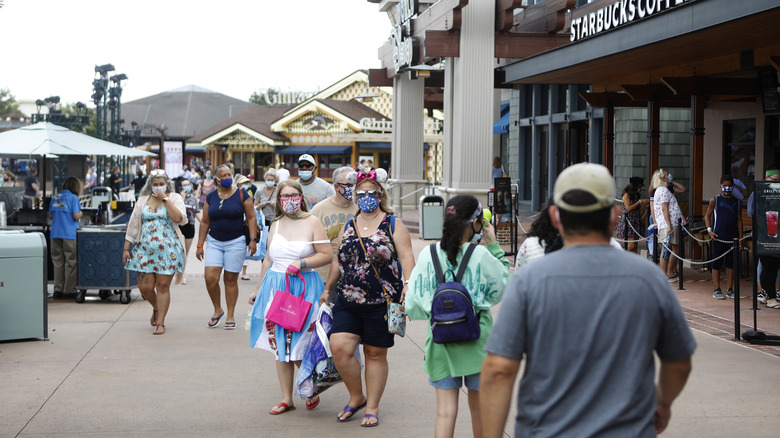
top-left (125, 205), bottom-right (185, 275)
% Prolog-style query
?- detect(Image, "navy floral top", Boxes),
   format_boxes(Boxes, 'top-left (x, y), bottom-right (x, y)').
top-left (336, 214), bottom-right (403, 306)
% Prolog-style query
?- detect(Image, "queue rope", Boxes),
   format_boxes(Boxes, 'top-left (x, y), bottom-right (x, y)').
top-left (681, 225), bottom-right (752, 244)
top-left (659, 241), bottom-right (736, 265)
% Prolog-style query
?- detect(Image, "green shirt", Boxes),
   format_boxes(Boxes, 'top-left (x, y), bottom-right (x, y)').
top-left (406, 241), bottom-right (510, 381)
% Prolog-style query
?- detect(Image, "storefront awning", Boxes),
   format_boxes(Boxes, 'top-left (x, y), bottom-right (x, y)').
top-left (185, 146), bottom-right (205, 153)
top-left (357, 142), bottom-right (430, 151)
top-left (274, 145), bottom-right (352, 155)
top-left (493, 103), bottom-right (510, 135)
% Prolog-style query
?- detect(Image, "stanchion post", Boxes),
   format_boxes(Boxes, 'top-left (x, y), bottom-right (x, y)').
top-left (732, 237), bottom-right (741, 341)
top-left (622, 213), bottom-right (628, 250)
top-left (653, 226), bottom-right (659, 265)
top-left (752, 214), bottom-right (758, 331)
top-left (677, 218), bottom-right (684, 290)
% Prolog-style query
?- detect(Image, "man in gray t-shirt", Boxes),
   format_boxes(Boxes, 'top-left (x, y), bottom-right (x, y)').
top-left (481, 163), bottom-right (696, 438)
top-left (297, 154), bottom-right (335, 210)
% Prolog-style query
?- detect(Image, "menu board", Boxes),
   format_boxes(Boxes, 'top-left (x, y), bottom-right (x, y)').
top-left (753, 181), bottom-right (780, 256)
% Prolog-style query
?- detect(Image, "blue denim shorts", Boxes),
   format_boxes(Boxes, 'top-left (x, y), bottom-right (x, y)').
top-left (429, 372), bottom-right (480, 390)
top-left (204, 235), bottom-right (245, 273)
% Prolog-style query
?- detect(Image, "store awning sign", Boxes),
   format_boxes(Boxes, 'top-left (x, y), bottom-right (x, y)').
top-left (392, 0), bottom-right (420, 72)
top-left (570, 0), bottom-right (698, 43)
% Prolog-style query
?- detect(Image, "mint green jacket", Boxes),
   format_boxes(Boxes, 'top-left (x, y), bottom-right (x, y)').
top-left (406, 242), bottom-right (510, 381)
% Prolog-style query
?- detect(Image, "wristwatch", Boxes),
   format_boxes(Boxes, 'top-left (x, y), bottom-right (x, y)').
top-left (250, 237), bottom-right (259, 242)
top-left (162, 198), bottom-right (168, 203)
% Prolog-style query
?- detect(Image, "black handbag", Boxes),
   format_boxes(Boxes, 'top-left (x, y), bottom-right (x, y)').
top-left (239, 189), bottom-right (261, 246)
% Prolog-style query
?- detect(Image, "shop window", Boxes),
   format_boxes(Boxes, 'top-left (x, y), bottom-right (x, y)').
top-left (724, 119), bottom-right (756, 200)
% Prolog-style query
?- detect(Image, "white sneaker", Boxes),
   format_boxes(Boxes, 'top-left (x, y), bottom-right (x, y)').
top-left (767, 298), bottom-right (780, 309)
top-left (758, 291), bottom-right (767, 304)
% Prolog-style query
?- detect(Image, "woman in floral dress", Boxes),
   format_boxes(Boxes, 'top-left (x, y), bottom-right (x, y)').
top-left (123, 169), bottom-right (187, 335)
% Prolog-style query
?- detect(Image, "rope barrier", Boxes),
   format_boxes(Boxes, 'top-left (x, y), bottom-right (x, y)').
top-left (681, 225), bottom-right (752, 244)
top-left (659, 241), bottom-right (735, 265)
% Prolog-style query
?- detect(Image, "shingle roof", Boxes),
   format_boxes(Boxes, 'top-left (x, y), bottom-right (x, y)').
top-left (121, 86), bottom-right (255, 139)
top-left (188, 104), bottom-right (295, 143)
top-left (315, 99), bottom-right (390, 122)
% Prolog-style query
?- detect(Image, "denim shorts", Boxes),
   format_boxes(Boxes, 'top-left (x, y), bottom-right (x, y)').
top-left (205, 235), bottom-right (245, 273)
top-left (429, 373), bottom-right (480, 390)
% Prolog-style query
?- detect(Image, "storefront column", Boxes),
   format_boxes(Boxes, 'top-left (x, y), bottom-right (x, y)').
top-left (648, 100), bottom-right (661, 174)
top-left (690, 95), bottom-right (705, 220)
top-left (603, 105), bottom-right (615, 173)
top-left (531, 85), bottom-right (542, 211)
top-left (391, 72), bottom-right (425, 207)
top-left (441, 0), bottom-right (495, 197)
top-left (588, 117), bottom-right (603, 164)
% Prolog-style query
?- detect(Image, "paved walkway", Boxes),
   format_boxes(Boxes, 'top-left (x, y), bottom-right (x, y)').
top-left (2, 222), bottom-right (780, 437)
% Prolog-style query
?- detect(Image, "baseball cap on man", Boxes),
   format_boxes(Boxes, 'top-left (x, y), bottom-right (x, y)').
top-left (553, 163), bottom-right (616, 213)
top-left (298, 154), bottom-right (315, 166)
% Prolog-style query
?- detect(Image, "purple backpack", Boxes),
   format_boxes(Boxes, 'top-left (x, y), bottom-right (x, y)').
top-left (429, 243), bottom-right (480, 344)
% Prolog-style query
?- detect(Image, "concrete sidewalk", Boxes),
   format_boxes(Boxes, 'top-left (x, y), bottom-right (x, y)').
top-left (2, 227), bottom-right (780, 437)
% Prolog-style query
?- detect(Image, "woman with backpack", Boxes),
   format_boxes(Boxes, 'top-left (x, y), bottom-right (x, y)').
top-left (406, 195), bottom-right (510, 438)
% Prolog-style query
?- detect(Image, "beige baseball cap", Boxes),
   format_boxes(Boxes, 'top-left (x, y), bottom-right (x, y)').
top-left (553, 163), bottom-right (616, 213)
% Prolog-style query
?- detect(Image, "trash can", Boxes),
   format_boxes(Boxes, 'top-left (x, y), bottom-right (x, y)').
top-left (419, 195), bottom-right (444, 240)
top-left (0, 231), bottom-right (48, 341)
top-left (76, 225), bottom-right (137, 304)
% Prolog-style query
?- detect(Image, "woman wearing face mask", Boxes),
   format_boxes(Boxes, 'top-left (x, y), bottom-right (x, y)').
top-left (196, 164), bottom-right (257, 330)
top-left (320, 168), bottom-right (415, 427)
top-left (196, 167), bottom-right (216, 209)
top-left (615, 177), bottom-right (649, 254)
top-left (254, 168), bottom-right (277, 227)
top-left (123, 169), bottom-right (187, 335)
top-left (650, 168), bottom-right (688, 281)
top-left (405, 195), bottom-right (510, 438)
top-left (248, 179), bottom-right (332, 415)
top-left (175, 179), bottom-right (200, 285)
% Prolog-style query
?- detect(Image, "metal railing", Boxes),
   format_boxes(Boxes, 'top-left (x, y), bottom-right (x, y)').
top-left (386, 179), bottom-right (433, 217)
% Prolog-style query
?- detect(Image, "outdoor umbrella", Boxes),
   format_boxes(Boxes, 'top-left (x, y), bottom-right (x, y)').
top-left (0, 122), bottom-right (156, 157)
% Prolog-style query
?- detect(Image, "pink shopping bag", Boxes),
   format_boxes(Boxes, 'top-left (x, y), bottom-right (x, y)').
top-left (266, 273), bottom-right (311, 332)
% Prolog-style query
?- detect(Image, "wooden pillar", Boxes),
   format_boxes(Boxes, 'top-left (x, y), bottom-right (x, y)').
top-left (603, 105), bottom-right (615, 173)
top-left (648, 100), bottom-right (661, 175)
top-left (690, 95), bottom-right (705, 221)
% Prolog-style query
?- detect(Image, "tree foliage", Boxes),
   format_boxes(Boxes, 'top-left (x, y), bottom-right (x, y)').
top-left (0, 88), bottom-right (22, 115)
top-left (249, 88), bottom-right (277, 105)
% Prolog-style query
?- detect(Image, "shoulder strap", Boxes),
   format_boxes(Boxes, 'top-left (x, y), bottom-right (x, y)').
top-left (390, 214), bottom-right (395, 233)
top-left (454, 243), bottom-right (478, 282)
top-left (238, 187), bottom-right (245, 203)
top-left (429, 243), bottom-right (446, 284)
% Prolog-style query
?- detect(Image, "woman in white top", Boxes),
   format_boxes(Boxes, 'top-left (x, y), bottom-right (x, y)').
top-left (650, 168), bottom-right (688, 280)
top-left (515, 204), bottom-right (561, 268)
top-left (248, 179), bottom-right (332, 415)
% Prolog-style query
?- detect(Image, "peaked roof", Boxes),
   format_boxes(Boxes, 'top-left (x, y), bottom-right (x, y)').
top-left (271, 98), bottom-right (389, 132)
top-left (121, 86), bottom-right (255, 139)
top-left (187, 104), bottom-right (294, 144)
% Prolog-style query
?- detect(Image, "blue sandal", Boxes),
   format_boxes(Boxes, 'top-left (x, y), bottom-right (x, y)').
top-left (361, 414), bottom-right (379, 427)
top-left (336, 400), bottom-right (367, 422)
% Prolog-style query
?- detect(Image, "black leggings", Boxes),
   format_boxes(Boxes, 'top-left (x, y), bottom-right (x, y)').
top-left (759, 256), bottom-right (780, 299)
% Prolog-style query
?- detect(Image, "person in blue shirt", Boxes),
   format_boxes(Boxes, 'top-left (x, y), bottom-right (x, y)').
top-left (49, 177), bottom-right (83, 298)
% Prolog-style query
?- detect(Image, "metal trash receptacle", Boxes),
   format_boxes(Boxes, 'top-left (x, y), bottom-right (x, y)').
top-left (76, 225), bottom-right (137, 304)
top-left (0, 231), bottom-right (47, 341)
top-left (419, 195), bottom-right (444, 240)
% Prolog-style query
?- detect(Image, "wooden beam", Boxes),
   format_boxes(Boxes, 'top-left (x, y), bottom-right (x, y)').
top-left (495, 32), bottom-right (571, 59)
top-left (691, 95), bottom-right (705, 221)
top-left (368, 68), bottom-right (393, 87)
top-left (579, 91), bottom-right (691, 108)
top-left (648, 101), bottom-right (661, 175)
top-left (424, 71), bottom-right (445, 88)
top-left (497, 0), bottom-right (526, 32)
top-left (514, 0), bottom-right (575, 34)
top-left (424, 30), bottom-right (460, 58)
top-left (770, 56), bottom-right (780, 71)
top-left (621, 84), bottom-right (675, 101)
top-left (662, 77), bottom-right (760, 96)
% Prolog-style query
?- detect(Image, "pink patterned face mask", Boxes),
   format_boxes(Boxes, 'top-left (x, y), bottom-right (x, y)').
top-left (281, 196), bottom-right (302, 214)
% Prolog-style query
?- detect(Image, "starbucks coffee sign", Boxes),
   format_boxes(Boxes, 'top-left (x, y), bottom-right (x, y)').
top-left (570, 0), bottom-right (697, 42)
top-left (391, 0), bottom-right (420, 72)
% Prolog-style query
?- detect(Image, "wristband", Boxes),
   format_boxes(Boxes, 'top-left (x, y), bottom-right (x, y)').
top-left (196, 244), bottom-right (204, 248)
top-left (300, 258), bottom-right (307, 268)
top-left (707, 227), bottom-right (712, 232)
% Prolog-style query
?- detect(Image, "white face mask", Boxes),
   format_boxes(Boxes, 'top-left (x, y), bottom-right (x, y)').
top-left (152, 186), bottom-right (167, 194)
top-left (242, 184), bottom-right (251, 190)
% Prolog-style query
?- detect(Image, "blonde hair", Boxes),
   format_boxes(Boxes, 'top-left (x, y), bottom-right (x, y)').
top-left (355, 179), bottom-right (394, 215)
top-left (273, 179), bottom-right (310, 221)
top-left (650, 168), bottom-right (667, 191)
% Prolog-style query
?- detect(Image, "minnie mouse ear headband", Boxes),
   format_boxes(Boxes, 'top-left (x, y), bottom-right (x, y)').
top-left (350, 168), bottom-right (388, 185)
top-left (445, 200), bottom-right (483, 223)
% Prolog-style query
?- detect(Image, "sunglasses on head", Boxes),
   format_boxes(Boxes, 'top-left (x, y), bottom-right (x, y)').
top-left (355, 189), bottom-right (381, 198)
top-left (150, 169), bottom-right (165, 176)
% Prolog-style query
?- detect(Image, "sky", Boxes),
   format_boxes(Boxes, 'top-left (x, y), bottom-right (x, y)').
top-left (0, 0), bottom-right (392, 106)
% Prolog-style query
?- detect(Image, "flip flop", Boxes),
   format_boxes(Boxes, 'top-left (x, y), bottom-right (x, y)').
top-left (336, 400), bottom-right (367, 422)
top-left (306, 395), bottom-right (320, 410)
top-left (224, 321), bottom-right (237, 330)
top-left (361, 414), bottom-right (379, 427)
top-left (208, 312), bottom-right (225, 328)
top-left (269, 402), bottom-right (295, 415)
top-left (153, 324), bottom-right (165, 335)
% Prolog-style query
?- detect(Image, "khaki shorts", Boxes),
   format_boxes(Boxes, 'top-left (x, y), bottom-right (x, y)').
top-left (658, 227), bottom-right (679, 245)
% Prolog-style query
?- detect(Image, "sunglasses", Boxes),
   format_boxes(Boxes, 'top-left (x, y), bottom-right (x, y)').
top-left (337, 183), bottom-right (354, 189)
top-left (279, 193), bottom-right (302, 200)
top-left (150, 169), bottom-right (166, 176)
top-left (219, 199), bottom-right (224, 210)
top-left (355, 189), bottom-right (382, 198)
top-left (298, 163), bottom-right (314, 169)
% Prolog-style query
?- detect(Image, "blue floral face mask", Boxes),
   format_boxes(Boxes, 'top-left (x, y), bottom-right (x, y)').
top-left (722, 186), bottom-right (733, 195)
top-left (357, 195), bottom-right (379, 213)
top-left (340, 186), bottom-right (353, 201)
